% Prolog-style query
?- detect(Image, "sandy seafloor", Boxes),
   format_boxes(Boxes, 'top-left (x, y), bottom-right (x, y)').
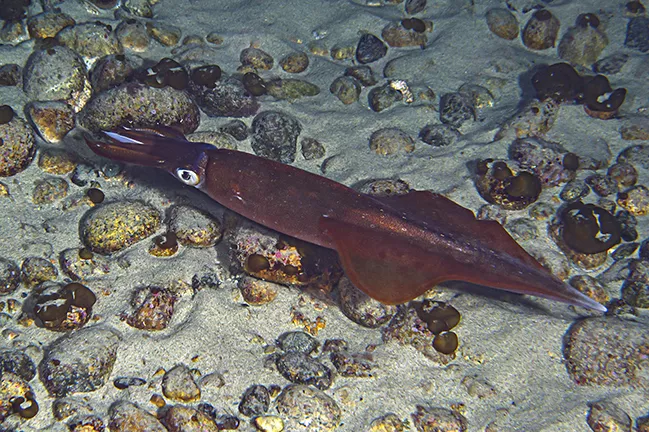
top-left (1, 0), bottom-right (649, 431)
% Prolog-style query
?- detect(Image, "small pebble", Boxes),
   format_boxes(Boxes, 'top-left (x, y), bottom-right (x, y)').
top-left (587, 401), bottom-right (632, 431)
top-left (558, 14), bottom-right (608, 66)
top-left (169, 205), bottom-right (222, 248)
top-left (146, 21), bottom-right (182, 46)
top-left (162, 405), bottom-right (219, 431)
top-left (219, 119), bottom-right (248, 141)
top-left (486, 8), bottom-right (519, 40)
top-left (280, 52), bottom-right (309, 73)
top-left (330, 76), bottom-right (361, 105)
top-left (188, 76), bottom-right (259, 118)
top-left (275, 384), bottom-right (341, 432)
top-left (0, 112), bottom-right (36, 177)
top-left (20, 257), bottom-right (58, 288)
top-left (277, 331), bottom-right (319, 354)
top-left (344, 66), bottom-right (377, 87)
top-left (251, 111), bottom-right (302, 163)
top-left (40, 325), bottom-right (120, 397)
top-left (625, 16), bottom-right (649, 53)
top-left (301, 137), bottom-right (326, 160)
top-left (329, 351), bottom-right (373, 377)
top-left (80, 200), bottom-right (161, 254)
top-left (239, 276), bottom-right (279, 305)
top-left (78, 82), bottom-right (200, 134)
top-left (56, 21), bottom-right (123, 60)
top-left (586, 174), bottom-right (618, 197)
top-left (439, 92), bottom-right (475, 130)
top-left (27, 11), bottom-right (76, 39)
top-left (560, 180), bottom-right (590, 202)
top-left (381, 21), bottom-right (427, 48)
top-left (275, 351), bottom-right (332, 390)
top-left (0, 64), bottom-right (21, 86)
top-left (241, 46), bottom-right (274, 70)
top-left (356, 33), bottom-right (388, 64)
top-left (607, 162), bottom-right (637, 188)
top-left (369, 128), bottom-right (415, 156)
top-left (0, 349), bottom-right (36, 381)
top-left (26, 101), bottom-right (75, 143)
top-left (38, 149), bottom-right (77, 175)
top-left (368, 413), bottom-right (407, 431)
top-left (266, 78), bottom-right (320, 101)
top-left (254, 415), bottom-right (284, 432)
top-left (368, 83), bottom-right (403, 112)
top-left (125, 286), bottom-right (176, 330)
top-left (162, 364), bottom-right (201, 402)
top-left (419, 124), bottom-right (460, 147)
top-left (569, 275), bottom-right (609, 305)
top-left (238, 384), bottom-right (270, 417)
top-left (32, 177), bottom-right (69, 204)
top-left (113, 376), bottom-right (146, 390)
top-left (522, 9), bottom-right (560, 50)
top-left (405, 0), bottom-right (426, 14)
top-left (188, 131), bottom-right (237, 150)
top-left (564, 317), bottom-right (649, 387)
top-left (617, 185), bottom-right (649, 216)
top-left (411, 405), bottom-right (468, 432)
top-left (115, 18), bottom-right (150, 52)
top-left (338, 276), bottom-right (396, 328)
top-left (462, 374), bottom-right (497, 399)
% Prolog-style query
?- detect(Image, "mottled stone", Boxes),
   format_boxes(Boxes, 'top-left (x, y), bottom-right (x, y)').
top-left (162, 405), bottom-right (218, 431)
top-left (21, 257), bottom-right (58, 288)
top-left (238, 384), bottom-right (270, 417)
top-left (0, 349), bottom-right (36, 381)
top-left (57, 21), bottom-right (123, 60)
top-left (330, 76), bottom-right (361, 105)
top-left (564, 317), bottom-right (649, 387)
top-left (126, 286), bottom-right (176, 330)
top-left (0, 114), bottom-right (36, 177)
top-left (78, 82), bottom-right (200, 134)
top-left (26, 101), bottom-right (75, 143)
top-left (27, 10), bottom-right (76, 39)
top-left (162, 364), bottom-right (200, 402)
top-left (32, 177), bottom-right (69, 204)
top-left (338, 276), bottom-right (396, 328)
top-left (587, 401), bottom-right (632, 431)
top-left (0, 258), bottom-right (21, 295)
top-left (188, 77), bottom-right (259, 118)
top-left (168, 205), bottom-right (222, 248)
top-left (411, 405), bottom-right (467, 432)
top-left (276, 352), bottom-right (332, 390)
top-left (39, 326), bottom-right (120, 397)
top-left (625, 16), bottom-right (649, 53)
top-left (356, 33), bottom-right (387, 64)
top-left (369, 128), bottom-right (415, 156)
top-left (486, 8), bottom-right (519, 40)
top-left (277, 331), bottom-right (319, 355)
top-left (280, 52), bottom-right (309, 73)
top-left (81, 200), bottom-right (161, 255)
top-left (251, 111), bottom-right (301, 163)
top-left (275, 384), bottom-right (341, 431)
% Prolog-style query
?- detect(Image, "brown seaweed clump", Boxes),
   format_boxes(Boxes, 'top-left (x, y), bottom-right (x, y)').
top-left (531, 62), bottom-right (626, 119)
top-left (475, 159), bottom-right (542, 210)
top-left (560, 202), bottom-right (621, 254)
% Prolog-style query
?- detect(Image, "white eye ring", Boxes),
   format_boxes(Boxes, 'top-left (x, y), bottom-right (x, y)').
top-left (175, 168), bottom-right (200, 186)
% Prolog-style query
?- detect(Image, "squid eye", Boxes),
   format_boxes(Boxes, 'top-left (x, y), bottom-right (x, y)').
top-left (175, 168), bottom-right (200, 186)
